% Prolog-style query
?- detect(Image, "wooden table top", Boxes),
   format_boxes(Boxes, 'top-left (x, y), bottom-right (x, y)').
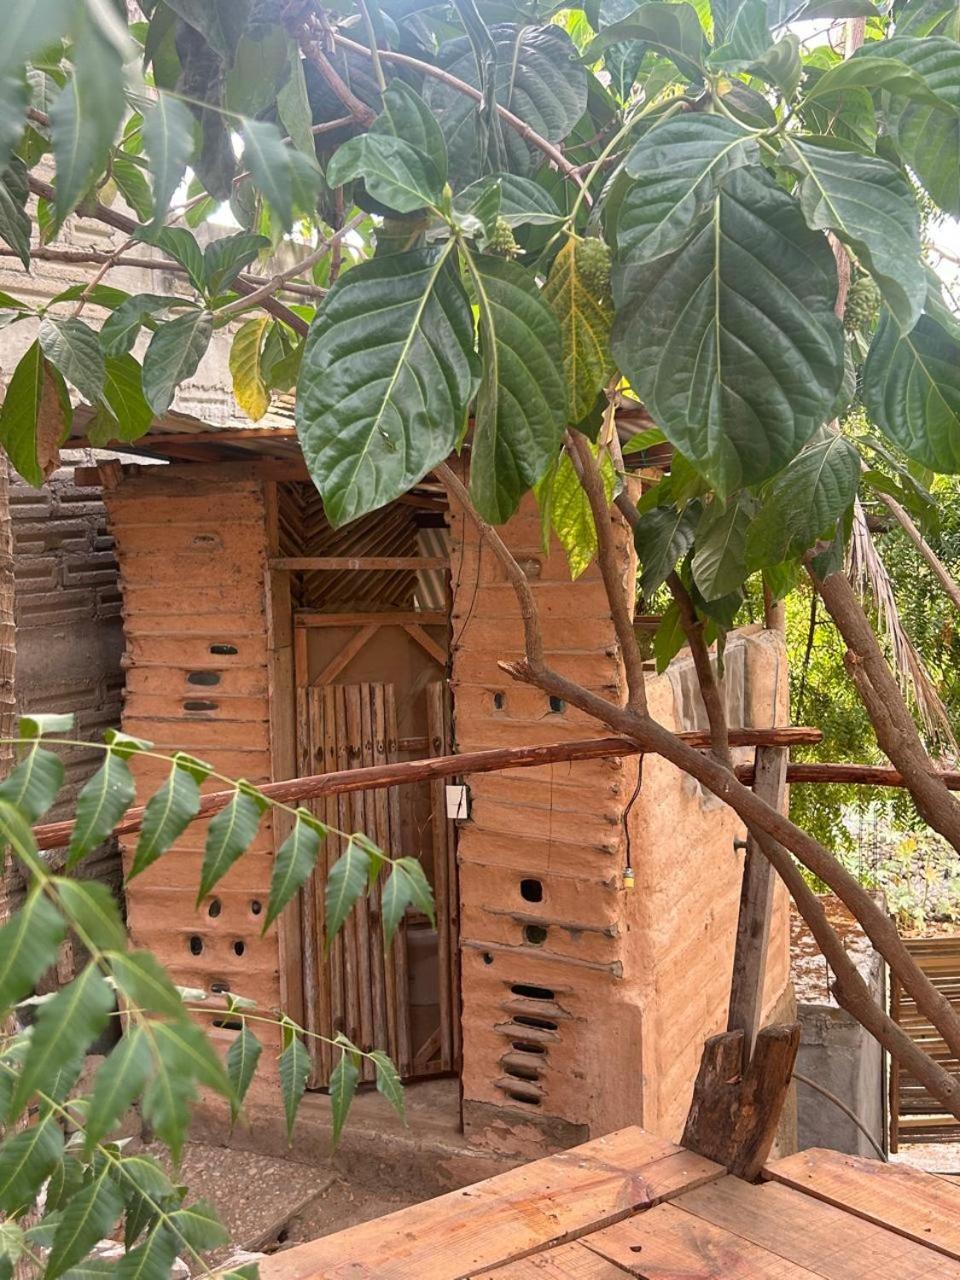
top-left (259, 1126), bottom-right (960, 1280)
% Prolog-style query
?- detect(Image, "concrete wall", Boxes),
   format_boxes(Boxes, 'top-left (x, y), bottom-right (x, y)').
top-left (792, 896), bottom-right (886, 1158)
top-left (448, 483), bottom-right (792, 1158)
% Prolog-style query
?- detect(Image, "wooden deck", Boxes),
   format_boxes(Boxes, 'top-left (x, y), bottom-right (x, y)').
top-left (259, 1126), bottom-right (960, 1280)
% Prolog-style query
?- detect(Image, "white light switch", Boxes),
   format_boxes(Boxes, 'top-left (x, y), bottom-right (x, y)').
top-left (445, 783), bottom-right (469, 820)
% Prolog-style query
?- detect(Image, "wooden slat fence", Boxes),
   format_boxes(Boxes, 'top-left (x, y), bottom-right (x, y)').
top-left (890, 934), bottom-right (960, 1148)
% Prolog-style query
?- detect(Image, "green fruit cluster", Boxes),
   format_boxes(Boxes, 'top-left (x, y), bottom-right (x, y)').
top-left (488, 217), bottom-right (519, 257)
top-left (576, 236), bottom-right (612, 299)
top-left (844, 275), bottom-right (881, 332)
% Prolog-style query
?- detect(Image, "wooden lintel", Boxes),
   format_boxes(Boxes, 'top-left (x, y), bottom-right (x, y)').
top-left (295, 610), bottom-right (448, 628)
top-left (272, 556), bottom-right (447, 572)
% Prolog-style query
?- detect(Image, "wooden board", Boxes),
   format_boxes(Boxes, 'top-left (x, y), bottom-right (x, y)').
top-left (258, 1127), bottom-right (723, 1280)
top-left (765, 1147), bottom-right (960, 1263)
top-left (582, 1201), bottom-right (820, 1278)
top-left (889, 934), bottom-right (960, 1146)
top-left (678, 1172), bottom-right (960, 1278)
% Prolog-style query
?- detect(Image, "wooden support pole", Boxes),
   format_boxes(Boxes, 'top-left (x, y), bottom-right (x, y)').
top-left (29, 726), bottom-right (821, 851)
top-left (682, 1023), bottom-right (801, 1181)
top-left (727, 744), bottom-right (789, 1054)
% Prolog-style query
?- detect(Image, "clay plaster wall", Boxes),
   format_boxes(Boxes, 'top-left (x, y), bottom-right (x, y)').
top-left (448, 486), bottom-right (791, 1156)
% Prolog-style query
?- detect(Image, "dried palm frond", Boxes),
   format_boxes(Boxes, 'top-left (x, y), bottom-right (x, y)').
top-left (848, 497), bottom-right (958, 759)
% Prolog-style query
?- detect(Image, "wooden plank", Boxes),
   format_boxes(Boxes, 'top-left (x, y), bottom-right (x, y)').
top-left (322, 686), bottom-right (345, 1054)
top-left (427, 682), bottom-right (453, 1072)
top-left (678, 1173), bottom-right (960, 1277)
top-left (385, 683), bottom-right (412, 1077)
top-left (257, 1128), bottom-right (724, 1280)
top-left (272, 556), bottom-right (447, 571)
top-left (312, 623), bottom-right (378, 688)
top-left (296, 685), bottom-right (322, 1088)
top-left (333, 685), bottom-right (362, 1049)
top-left (297, 609), bottom-right (448, 627)
top-left (472, 1241), bottom-right (626, 1280)
top-left (581, 1201), bottom-right (820, 1278)
top-left (405, 623), bottom-right (448, 667)
top-left (765, 1147), bottom-right (960, 1263)
top-left (368, 685), bottom-right (393, 1062)
top-left (727, 744), bottom-right (788, 1053)
top-left (264, 480), bottom-right (303, 1030)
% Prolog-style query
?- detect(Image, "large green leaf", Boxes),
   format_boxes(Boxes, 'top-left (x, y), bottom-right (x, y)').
top-left (109, 950), bottom-right (187, 1021)
top-left (616, 114), bottom-right (759, 263)
top-left (229, 317), bottom-right (271, 423)
top-left (278, 1031), bottom-right (310, 1140)
top-left (197, 785), bottom-right (266, 903)
top-left (585, 4), bottom-right (706, 76)
top-left (0, 886), bottom-right (65, 1015)
top-left (0, 1112), bottom-right (64, 1216)
top-left (68, 748), bottom-right (136, 866)
top-left (325, 838), bottom-right (370, 945)
top-left (746, 430), bottom-right (861, 564)
top-left (783, 137), bottom-right (924, 334)
top-left (88, 354), bottom-right (155, 447)
top-left (863, 305), bottom-right (960, 473)
top-left (141, 91), bottom-right (195, 228)
top-left (142, 310), bottom-right (213, 416)
top-left (130, 756), bottom-right (206, 878)
top-left (241, 119), bottom-right (322, 231)
top-left (370, 1050), bottom-right (405, 1121)
top-left (225, 1023), bottom-right (262, 1121)
top-left (38, 317), bottom-right (105, 404)
top-left (856, 34), bottom-right (960, 104)
top-left (278, 44), bottom-right (315, 157)
top-left (0, 159), bottom-right (30, 269)
top-left (85, 1028), bottom-right (152, 1151)
top-left (543, 239), bottom-right (614, 423)
top-left (164, 0), bottom-right (248, 62)
top-left (203, 232), bottom-right (268, 295)
top-left (374, 80), bottom-right (448, 185)
top-left (895, 0), bottom-right (960, 38)
top-left (265, 811), bottom-right (324, 931)
top-left (296, 244), bottom-right (479, 527)
top-left (0, 341), bottom-right (70, 488)
top-left (455, 174), bottom-right (563, 227)
top-left (327, 132), bottom-right (443, 216)
top-left (100, 294), bottom-right (182, 358)
top-left (328, 1048), bottom-right (359, 1150)
top-left (535, 445), bottom-right (616, 580)
top-left (425, 25), bottom-right (587, 186)
top-left (167, 1201), bottom-right (228, 1252)
top-left (613, 167), bottom-right (844, 495)
top-left (11, 964), bottom-right (114, 1118)
top-left (53, 878), bottom-right (127, 953)
top-left (891, 98), bottom-right (960, 215)
top-left (803, 53), bottom-right (953, 107)
top-left (46, 1165), bottom-right (123, 1280)
top-left (466, 253), bottom-right (568, 524)
top-left (0, 1), bottom-right (74, 79)
top-left (381, 857), bottom-right (435, 946)
top-left (632, 503), bottom-right (699, 596)
top-left (690, 496), bottom-right (751, 598)
top-left (49, 15), bottom-right (125, 220)
top-left (0, 740), bottom-right (65, 821)
top-left (0, 73), bottom-right (28, 177)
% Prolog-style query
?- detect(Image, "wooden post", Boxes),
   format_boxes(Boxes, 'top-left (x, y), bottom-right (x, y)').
top-left (727, 744), bottom-right (789, 1055)
top-left (682, 1023), bottom-right (801, 1181)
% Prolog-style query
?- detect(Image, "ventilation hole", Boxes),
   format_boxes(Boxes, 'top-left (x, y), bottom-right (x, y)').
top-left (506, 1088), bottom-right (540, 1106)
top-left (184, 699), bottom-right (217, 711)
top-left (493, 692), bottom-right (505, 710)
top-left (505, 1061), bottom-right (541, 1082)
top-left (511, 983), bottom-right (554, 1001)
top-left (524, 924), bottom-right (548, 946)
top-left (512, 1041), bottom-right (547, 1055)
top-left (189, 936), bottom-right (203, 956)
top-left (187, 671), bottom-right (221, 687)
top-left (482, 952), bottom-right (494, 965)
top-left (250, 900), bottom-right (262, 916)
top-left (211, 981), bottom-right (228, 994)
top-left (520, 878), bottom-right (543, 903)
top-left (548, 696), bottom-right (566, 714)
top-left (233, 940), bottom-right (245, 957)
top-left (210, 643), bottom-right (238, 656)
top-left (630, 1247), bottom-right (644, 1255)
top-left (192, 533), bottom-right (219, 547)
top-left (276, 1229), bottom-right (290, 1245)
top-left (514, 1014), bottom-right (558, 1031)
top-left (208, 898), bottom-right (221, 918)
top-left (212, 1017), bottom-right (243, 1031)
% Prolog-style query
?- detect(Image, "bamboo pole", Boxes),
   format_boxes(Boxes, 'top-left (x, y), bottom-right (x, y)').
top-left (30, 726), bottom-right (822, 851)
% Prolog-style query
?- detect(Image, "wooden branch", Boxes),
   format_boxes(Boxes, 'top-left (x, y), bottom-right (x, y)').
top-left (567, 432), bottom-right (647, 714)
top-left (757, 762), bottom-right (960, 788)
top-left (874, 485), bottom-right (960, 612)
top-left (300, 34), bottom-right (377, 126)
top-left (668, 571), bottom-right (731, 766)
top-left (813, 565), bottom-right (960, 854)
top-left (682, 1024), bottom-right (800, 1181)
top-left (29, 725), bottom-right (820, 852)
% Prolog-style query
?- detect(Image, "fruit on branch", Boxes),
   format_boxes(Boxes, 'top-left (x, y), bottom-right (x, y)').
top-left (575, 236), bottom-right (612, 301)
top-left (488, 217), bottom-right (520, 257)
top-left (844, 275), bottom-right (881, 333)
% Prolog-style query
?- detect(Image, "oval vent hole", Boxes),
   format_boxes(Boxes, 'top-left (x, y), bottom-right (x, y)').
top-left (506, 1088), bottom-right (540, 1106)
top-left (511, 983), bottom-right (554, 1001)
top-left (520, 878), bottom-right (542, 903)
top-left (210, 644), bottom-right (238, 656)
top-left (514, 1015), bottom-right (558, 1031)
top-left (184, 699), bottom-right (218, 712)
top-left (512, 1041), bottom-right (547, 1055)
top-left (189, 936), bottom-right (203, 955)
top-left (233, 940), bottom-right (245, 957)
top-left (188, 671), bottom-right (221, 687)
top-left (208, 898), bottom-right (221, 918)
top-left (524, 924), bottom-right (548, 946)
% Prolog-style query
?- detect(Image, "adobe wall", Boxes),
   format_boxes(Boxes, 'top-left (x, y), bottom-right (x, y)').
top-left (448, 487), bottom-right (791, 1157)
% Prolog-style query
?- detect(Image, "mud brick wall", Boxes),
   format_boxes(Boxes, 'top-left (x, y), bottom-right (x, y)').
top-left (104, 465), bottom-right (282, 1053)
top-left (448, 487), bottom-right (791, 1157)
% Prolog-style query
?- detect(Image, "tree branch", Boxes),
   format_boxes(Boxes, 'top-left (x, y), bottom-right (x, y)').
top-left (299, 32), bottom-right (377, 126)
top-left (667, 571), bottom-right (731, 768)
top-left (874, 484), bottom-right (960, 613)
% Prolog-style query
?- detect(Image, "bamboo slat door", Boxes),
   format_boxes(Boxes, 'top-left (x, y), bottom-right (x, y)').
top-left (296, 678), bottom-right (460, 1087)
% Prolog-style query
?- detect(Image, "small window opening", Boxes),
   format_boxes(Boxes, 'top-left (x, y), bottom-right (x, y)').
top-left (493, 692), bottom-right (505, 710)
top-left (514, 1014), bottom-right (558, 1031)
top-left (233, 940), bottom-right (245, 957)
top-left (189, 935), bottom-right (204, 955)
top-left (548, 696), bottom-right (565, 714)
top-left (512, 1041), bottom-right (547, 1055)
top-left (524, 924), bottom-right (548, 946)
top-left (210, 643), bottom-right (238, 656)
top-left (250, 900), bottom-right (263, 916)
top-left (520, 878), bottom-right (543, 903)
top-left (511, 983), bottom-right (554, 1001)
top-left (505, 1060), bottom-right (541, 1082)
